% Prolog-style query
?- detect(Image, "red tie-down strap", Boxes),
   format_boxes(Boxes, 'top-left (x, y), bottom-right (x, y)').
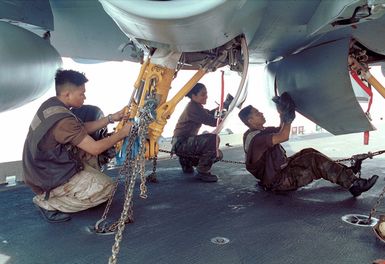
top-left (350, 70), bottom-right (373, 145)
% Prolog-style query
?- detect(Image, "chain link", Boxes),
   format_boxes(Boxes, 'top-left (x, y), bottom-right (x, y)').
top-left (334, 150), bottom-right (385, 163)
top-left (109, 159), bottom-right (139, 264)
top-left (367, 184), bottom-right (385, 222)
top-left (159, 148), bottom-right (385, 165)
top-left (94, 126), bottom-right (139, 234)
top-left (158, 148), bottom-right (245, 164)
top-left (106, 99), bottom-right (156, 264)
top-left (327, 149), bottom-right (385, 223)
top-left (147, 156), bottom-right (158, 183)
top-left (139, 136), bottom-right (148, 199)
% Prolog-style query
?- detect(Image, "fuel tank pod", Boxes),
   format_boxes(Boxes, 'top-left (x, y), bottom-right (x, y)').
top-left (0, 22), bottom-right (62, 113)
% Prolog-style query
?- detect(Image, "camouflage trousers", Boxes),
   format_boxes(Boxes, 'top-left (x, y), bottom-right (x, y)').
top-left (271, 148), bottom-right (357, 191)
top-left (172, 133), bottom-right (222, 173)
top-left (33, 161), bottom-right (113, 213)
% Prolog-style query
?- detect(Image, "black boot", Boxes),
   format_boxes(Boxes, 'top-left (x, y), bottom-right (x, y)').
top-left (179, 157), bottom-right (194, 173)
top-left (196, 172), bottom-right (218, 182)
top-left (36, 206), bottom-right (71, 223)
top-left (182, 165), bottom-right (194, 173)
top-left (349, 175), bottom-right (379, 197)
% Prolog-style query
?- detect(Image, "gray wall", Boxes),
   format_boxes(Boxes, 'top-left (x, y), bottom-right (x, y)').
top-left (0, 160), bottom-right (23, 185)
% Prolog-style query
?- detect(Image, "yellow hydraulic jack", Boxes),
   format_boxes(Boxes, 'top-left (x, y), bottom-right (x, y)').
top-left (115, 54), bottom-right (208, 159)
top-left (349, 55), bottom-right (385, 99)
top-left (114, 35), bottom-right (233, 159)
top-left (113, 34), bottom-right (241, 160)
top-left (147, 68), bottom-right (207, 158)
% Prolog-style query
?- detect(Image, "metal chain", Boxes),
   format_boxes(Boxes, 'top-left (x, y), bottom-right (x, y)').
top-left (105, 159), bottom-right (135, 234)
top-left (159, 148), bottom-right (385, 165)
top-left (158, 148), bottom-right (246, 164)
top-left (334, 150), bottom-right (385, 223)
top-left (96, 99), bottom-right (158, 235)
top-left (333, 150), bottom-right (385, 163)
top-left (109, 158), bottom-right (140, 264)
top-left (367, 184), bottom-right (385, 222)
top-left (139, 138), bottom-right (148, 199)
top-left (94, 126), bottom-right (139, 233)
top-left (108, 99), bottom-right (156, 264)
top-left (147, 156), bottom-right (158, 183)
top-left (93, 178), bottom-right (122, 232)
top-left (219, 158), bottom-right (246, 165)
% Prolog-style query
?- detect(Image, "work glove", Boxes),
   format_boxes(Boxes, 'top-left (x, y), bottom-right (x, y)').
top-left (223, 93), bottom-right (234, 110)
top-left (272, 92), bottom-right (296, 123)
top-left (282, 109), bottom-right (296, 123)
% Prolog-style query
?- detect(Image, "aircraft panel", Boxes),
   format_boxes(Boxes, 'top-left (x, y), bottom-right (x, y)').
top-left (269, 38), bottom-right (374, 135)
top-left (100, 0), bottom-right (266, 53)
top-left (48, 0), bottom-right (142, 62)
top-left (0, 0), bottom-right (53, 31)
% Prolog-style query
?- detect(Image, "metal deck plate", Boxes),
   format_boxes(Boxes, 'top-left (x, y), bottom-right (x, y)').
top-left (1, 146), bottom-right (385, 264)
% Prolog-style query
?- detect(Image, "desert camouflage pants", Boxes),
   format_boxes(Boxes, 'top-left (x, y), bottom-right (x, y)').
top-left (172, 133), bottom-right (222, 173)
top-left (33, 162), bottom-right (113, 213)
top-left (271, 148), bottom-right (357, 191)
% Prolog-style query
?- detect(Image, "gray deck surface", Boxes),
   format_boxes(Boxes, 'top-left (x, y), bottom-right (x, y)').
top-left (1, 136), bottom-right (385, 264)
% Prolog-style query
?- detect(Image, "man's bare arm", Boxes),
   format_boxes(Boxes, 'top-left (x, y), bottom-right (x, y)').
top-left (84, 107), bottom-right (127, 134)
top-left (77, 122), bottom-right (131, 156)
top-left (272, 121), bottom-right (291, 145)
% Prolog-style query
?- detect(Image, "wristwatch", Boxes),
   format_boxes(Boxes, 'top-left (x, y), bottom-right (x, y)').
top-left (107, 114), bottom-right (114, 124)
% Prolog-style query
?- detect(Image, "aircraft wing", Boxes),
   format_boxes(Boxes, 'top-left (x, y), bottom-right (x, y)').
top-left (0, 0), bottom-right (139, 113)
top-left (2, 0), bottom-right (385, 135)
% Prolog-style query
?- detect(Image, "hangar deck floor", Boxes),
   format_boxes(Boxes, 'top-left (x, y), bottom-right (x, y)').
top-left (1, 133), bottom-right (385, 264)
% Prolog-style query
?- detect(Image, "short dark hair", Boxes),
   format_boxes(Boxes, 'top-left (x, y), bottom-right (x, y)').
top-left (238, 105), bottom-right (254, 127)
top-left (186, 83), bottom-right (205, 99)
top-left (55, 69), bottom-right (88, 95)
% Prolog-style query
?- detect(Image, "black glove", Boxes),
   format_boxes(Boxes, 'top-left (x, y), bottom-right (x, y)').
top-left (282, 110), bottom-right (296, 123)
top-left (272, 92), bottom-right (295, 113)
top-left (223, 93), bottom-right (234, 110)
top-left (272, 92), bottom-right (296, 123)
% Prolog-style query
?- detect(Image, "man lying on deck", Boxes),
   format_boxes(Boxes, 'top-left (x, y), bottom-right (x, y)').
top-left (238, 92), bottom-right (378, 196)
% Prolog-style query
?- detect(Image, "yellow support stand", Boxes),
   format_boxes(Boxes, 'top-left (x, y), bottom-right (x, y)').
top-left (114, 51), bottom-right (211, 159)
top-left (349, 55), bottom-right (385, 99)
top-left (140, 62), bottom-right (175, 158)
top-left (365, 71), bottom-right (385, 99)
top-left (147, 68), bottom-right (206, 158)
top-left (114, 59), bottom-right (149, 152)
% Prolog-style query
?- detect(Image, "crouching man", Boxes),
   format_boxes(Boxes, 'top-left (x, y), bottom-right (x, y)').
top-left (172, 83), bottom-right (232, 182)
top-left (22, 69), bottom-right (132, 223)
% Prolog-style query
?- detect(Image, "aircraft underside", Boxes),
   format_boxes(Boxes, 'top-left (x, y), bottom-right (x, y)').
top-left (2, 0), bottom-right (385, 161)
top-left (1, 0), bottom-right (385, 136)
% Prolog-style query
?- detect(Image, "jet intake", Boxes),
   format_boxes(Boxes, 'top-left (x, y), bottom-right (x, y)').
top-left (0, 22), bottom-right (62, 113)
